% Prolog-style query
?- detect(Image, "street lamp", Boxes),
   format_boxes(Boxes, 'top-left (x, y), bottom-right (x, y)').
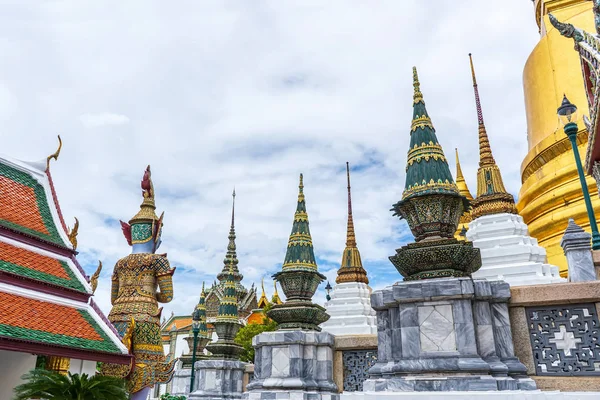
top-left (325, 281), bottom-right (332, 301)
top-left (189, 320), bottom-right (201, 393)
top-left (558, 95), bottom-right (600, 250)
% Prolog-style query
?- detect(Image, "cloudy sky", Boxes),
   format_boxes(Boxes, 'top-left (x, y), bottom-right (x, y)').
top-left (0, 1), bottom-right (541, 319)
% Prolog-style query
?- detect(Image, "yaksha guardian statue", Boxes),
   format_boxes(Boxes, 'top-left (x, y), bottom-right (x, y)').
top-left (100, 165), bottom-right (175, 399)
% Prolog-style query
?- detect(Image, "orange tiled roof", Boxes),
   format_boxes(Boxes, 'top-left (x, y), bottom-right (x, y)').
top-left (247, 310), bottom-right (265, 325)
top-left (0, 163), bottom-right (67, 247)
top-left (162, 316), bottom-right (193, 333)
top-left (0, 292), bottom-right (121, 353)
top-left (0, 241), bottom-right (86, 292)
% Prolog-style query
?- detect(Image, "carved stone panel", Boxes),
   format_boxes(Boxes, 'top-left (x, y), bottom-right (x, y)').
top-left (526, 304), bottom-right (600, 376)
top-left (342, 350), bottom-right (377, 392)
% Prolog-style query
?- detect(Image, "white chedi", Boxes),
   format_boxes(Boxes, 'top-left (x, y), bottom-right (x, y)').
top-left (467, 213), bottom-right (565, 286)
top-left (322, 282), bottom-right (377, 336)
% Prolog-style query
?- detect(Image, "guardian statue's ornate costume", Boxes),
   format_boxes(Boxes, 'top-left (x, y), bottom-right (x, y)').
top-left (100, 166), bottom-right (175, 398)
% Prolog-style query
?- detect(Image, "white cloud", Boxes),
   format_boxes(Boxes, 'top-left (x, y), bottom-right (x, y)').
top-left (0, 0), bottom-right (544, 318)
top-left (79, 112), bottom-right (130, 128)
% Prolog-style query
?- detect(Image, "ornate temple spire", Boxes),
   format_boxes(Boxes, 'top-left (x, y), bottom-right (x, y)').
top-left (271, 280), bottom-right (283, 305)
top-left (336, 163), bottom-right (368, 284)
top-left (216, 263), bottom-right (239, 323)
top-left (217, 189), bottom-right (243, 283)
top-left (401, 67), bottom-right (458, 201)
top-left (455, 149), bottom-right (474, 201)
top-left (192, 282), bottom-right (208, 337)
top-left (467, 54), bottom-right (517, 219)
top-left (282, 174), bottom-right (318, 271)
top-left (257, 278), bottom-right (269, 309)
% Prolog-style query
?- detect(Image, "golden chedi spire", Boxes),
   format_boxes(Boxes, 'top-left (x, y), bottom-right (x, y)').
top-left (468, 54), bottom-right (517, 219)
top-left (271, 280), bottom-right (283, 305)
top-left (455, 148), bottom-right (474, 201)
top-left (257, 278), bottom-right (269, 309)
top-left (336, 163), bottom-right (368, 285)
top-left (454, 149), bottom-right (474, 240)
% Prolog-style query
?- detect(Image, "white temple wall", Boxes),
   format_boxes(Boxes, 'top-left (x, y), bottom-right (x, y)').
top-left (0, 350), bottom-right (36, 400)
top-left (68, 359), bottom-right (97, 376)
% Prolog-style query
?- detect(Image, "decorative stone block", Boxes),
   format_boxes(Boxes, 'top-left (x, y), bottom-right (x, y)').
top-left (244, 330), bottom-right (339, 400)
top-left (189, 359), bottom-right (246, 400)
top-left (526, 303), bottom-right (600, 376)
top-left (364, 277), bottom-right (535, 392)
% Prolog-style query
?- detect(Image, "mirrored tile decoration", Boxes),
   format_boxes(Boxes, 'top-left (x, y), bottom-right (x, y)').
top-left (342, 350), bottom-right (378, 391)
top-left (526, 304), bottom-right (600, 376)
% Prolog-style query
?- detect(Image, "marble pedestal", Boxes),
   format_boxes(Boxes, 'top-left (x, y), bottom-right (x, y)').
top-left (321, 282), bottom-right (377, 336)
top-left (364, 277), bottom-right (536, 392)
top-left (244, 330), bottom-right (340, 400)
top-left (188, 359), bottom-right (246, 400)
top-left (467, 213), bottom-right (564, 286)
top-left (171, 367), bottom-right (192, 396)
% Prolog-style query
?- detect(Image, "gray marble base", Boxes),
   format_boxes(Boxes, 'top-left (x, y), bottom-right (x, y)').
top-left (244, 330), bottom-right (339, 400)
top-left (188, 359), bottom-right (246, 400)
top-left (171, 367), bottom-right (192, 395)
top-left (245, 392), bottom-right (339, 400)
top-left (364, 278), bottom-right (535, 392)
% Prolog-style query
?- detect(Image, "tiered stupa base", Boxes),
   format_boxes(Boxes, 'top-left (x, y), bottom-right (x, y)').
top-left (467, 213), bottom-right (565, 286)
top-left (321, 282), bottom-right (376, 335)
top-left (364, 277), bottom-right (536, 393)
top-left (244, 330), bottom-right (339, 400)
top-left (189, 359), bottom-right (246, 400)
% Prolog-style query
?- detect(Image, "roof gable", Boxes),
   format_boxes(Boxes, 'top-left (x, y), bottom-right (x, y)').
top-left (0, 160), bottom-right (70, 248)
top-left (0, 238), bottom-right (88, 294)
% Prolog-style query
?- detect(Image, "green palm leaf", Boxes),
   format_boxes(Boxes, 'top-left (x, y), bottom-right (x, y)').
top-left (13, 369), bottom-right (128, 400)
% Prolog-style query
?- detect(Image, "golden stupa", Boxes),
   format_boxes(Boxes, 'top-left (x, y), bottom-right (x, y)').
top-left (519, 0), bottom-right (600, 276)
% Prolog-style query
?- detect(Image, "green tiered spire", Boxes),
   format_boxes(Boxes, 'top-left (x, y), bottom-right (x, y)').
top-left (389, 68), bottom-right (480, 280)
top-left (282, 174), bottom-right (317, 272)
top-left (403, 67), bottom-right (459, 200)
top-left (269, 174), bottom-right (329, 331)
top-left (217, 262), bottom-right (239, 323)
top-left (192, 282), bottom-right (208, 336)
top-left (217, 189), bottom-right (243, 283)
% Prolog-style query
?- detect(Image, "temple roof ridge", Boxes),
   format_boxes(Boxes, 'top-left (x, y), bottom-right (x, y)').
top-left (335, 162), bottom-right (369, 285)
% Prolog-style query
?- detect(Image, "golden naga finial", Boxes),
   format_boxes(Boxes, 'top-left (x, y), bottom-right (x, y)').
top-left (412, 66), bottom-right (423, 103)
top-left (90, 261), bottom-right (102, 294)
top-left (67, 217), bottom-right (79, 250)
top-left (46, 135), bottom-right (62, 171)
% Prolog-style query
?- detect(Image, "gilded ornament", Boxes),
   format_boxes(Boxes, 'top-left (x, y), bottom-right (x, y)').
top-left (46, 135), bottom-right (62, 170)
top-left (67, 217), bottom-right (79, 250)
top-left (90, 260), bottom-right (102, 294)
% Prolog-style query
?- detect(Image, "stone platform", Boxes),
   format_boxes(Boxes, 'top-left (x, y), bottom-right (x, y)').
top-left (244, 330), bottom-right (340, 400)
top-left (467, 213), bottom-right (564, 286)
top-left (364, 277), bottom-right (535, 392)
top-left (322, 282), bottom-right (377, 336)
top-left (189, 359), bottom-right (246, 400)
top-left (340, 391), bottom-right (599, 399)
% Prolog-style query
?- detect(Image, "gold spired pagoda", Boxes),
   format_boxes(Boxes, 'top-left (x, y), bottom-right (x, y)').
top-left (519, 0), bottom-right (600, 275)
top-left (465, 54), bottom-right (564, 286)
top-left (321, 163), bottom-right (376, 336)
top-left (467, 54), bottom-right (517, 219)
top-left (454, 149), bottom-right (474, 239)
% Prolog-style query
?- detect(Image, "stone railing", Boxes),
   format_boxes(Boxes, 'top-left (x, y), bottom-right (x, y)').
top-left (332, 334), bottom-right (378, 393)
top-left (509, 280), bottom-right (600, 391)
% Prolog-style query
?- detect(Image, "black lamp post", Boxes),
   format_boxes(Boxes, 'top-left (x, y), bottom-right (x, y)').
top-left (459, 226), bottom-right (467, 238)
top-left (325, 281), bottom-right (332, 301)
top-left (189, 320), bottom-right (200, 393)
top-left (558, 95), bottom-right (600, 250)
